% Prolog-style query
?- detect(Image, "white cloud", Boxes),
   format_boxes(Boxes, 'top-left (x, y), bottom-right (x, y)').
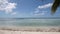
top-left (0, 0), bottom-right (17, 14)
top-left (34, 8), bottom-right (47, 16)
top-left (34, 13), bottom-right (45, 16)
top-left (38, 3), bottom-right (53, 9)
top-left (34, 9), bottom-right (39, 13)
top-left (11, 12), bottom-right (16, 15)
top-left (33, 3), bottom-right (52, 16)
top-left (5, 3), bottom-right (16, 14)
top-left (34, 11), bottom-right (47, 16)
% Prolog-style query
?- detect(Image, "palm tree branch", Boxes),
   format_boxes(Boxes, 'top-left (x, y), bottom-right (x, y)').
top-left (51, 0), bottom-right (60, 14)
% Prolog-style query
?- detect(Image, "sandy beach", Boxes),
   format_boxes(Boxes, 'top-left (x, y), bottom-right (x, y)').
top-left (0, 30), bottom-right (60, 34)
top-left (0, 26), bottom-right (60, 34)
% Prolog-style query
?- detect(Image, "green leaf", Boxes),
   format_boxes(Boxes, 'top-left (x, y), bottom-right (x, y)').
top-left (51, 0), bottom-right (60, 14)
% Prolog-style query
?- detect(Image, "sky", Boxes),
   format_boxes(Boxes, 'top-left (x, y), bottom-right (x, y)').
top-left (0, 0), bottom-right (60, 18)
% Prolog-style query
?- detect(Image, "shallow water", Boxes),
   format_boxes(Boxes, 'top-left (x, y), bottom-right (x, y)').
top-left (0, 19), bottom-right (60, 27)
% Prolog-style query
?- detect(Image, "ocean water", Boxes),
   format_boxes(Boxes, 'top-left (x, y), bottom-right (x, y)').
top-left (0, 19), bottom-right (60, 27)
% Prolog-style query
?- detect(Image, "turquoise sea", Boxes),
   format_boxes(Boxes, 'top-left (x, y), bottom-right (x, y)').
top-left (0, 18), bottom-right (60, 27)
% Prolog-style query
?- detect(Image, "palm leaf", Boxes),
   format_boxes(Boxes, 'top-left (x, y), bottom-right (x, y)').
top-left (51, 0), bottom-right (60, 14)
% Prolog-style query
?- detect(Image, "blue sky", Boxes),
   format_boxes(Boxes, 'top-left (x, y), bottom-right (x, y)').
top-left (0, 0), bottom-right (60, 18)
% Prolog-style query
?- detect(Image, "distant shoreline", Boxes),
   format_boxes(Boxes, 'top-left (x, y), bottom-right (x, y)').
top-left (0, 17), bottom-right (60, 19)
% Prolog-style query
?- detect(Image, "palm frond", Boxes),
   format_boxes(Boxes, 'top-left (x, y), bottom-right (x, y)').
top-left (51, 0), bottom-right (60, 14)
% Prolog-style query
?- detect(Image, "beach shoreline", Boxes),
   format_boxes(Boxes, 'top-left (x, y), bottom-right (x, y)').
top-left (0, 26), bottom-right (60, 34)
top-left (0, 26), bottom-right (60, 32)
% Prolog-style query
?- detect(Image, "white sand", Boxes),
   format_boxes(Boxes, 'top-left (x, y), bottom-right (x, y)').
top-left (0, 26), bottom-right (60, 34)
top-left (0, 30), bottom-right (60, 34)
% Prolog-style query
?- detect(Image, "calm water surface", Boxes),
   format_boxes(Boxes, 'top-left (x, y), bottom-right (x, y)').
top-left (0, 19), bottom-right (60, 27)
